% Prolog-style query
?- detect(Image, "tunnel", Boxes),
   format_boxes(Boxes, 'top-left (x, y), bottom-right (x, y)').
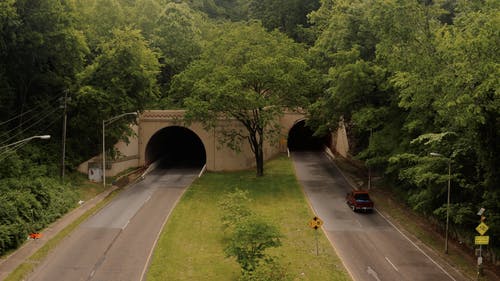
top-left (145, 126), bottom-right (206, 168)
top-left (287, 120), bottom-right (330, 151)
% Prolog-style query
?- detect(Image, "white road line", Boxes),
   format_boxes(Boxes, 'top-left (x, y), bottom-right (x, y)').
top-left (367, 266), bottom-right (382, 281)
top-left (355, 219), bottom-right (362, 228)
top-left (385, 256), bottom-right (399, 272)
top-left (139, 171), bottom-right (198, 281)
top-left (323, 151), bottom-right (458, 281)
top-left (122, 220), bottom-right (130, 230)
top-left (376, 209), bottom-right (457, 281)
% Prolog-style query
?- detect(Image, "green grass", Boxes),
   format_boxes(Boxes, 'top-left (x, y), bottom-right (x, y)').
top-left (147, 155), bottom-right (351, 281)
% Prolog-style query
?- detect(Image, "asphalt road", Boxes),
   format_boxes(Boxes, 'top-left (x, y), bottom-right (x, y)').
top-left (27, 167), bottom-right (200, 281)
top-left (292, 151), bottom-right (466, 281)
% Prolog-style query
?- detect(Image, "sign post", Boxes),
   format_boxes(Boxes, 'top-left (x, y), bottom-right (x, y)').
top-left (308, 216), bottom-right (324, 256)
top-left (475, 209), bottom-right (489, 280)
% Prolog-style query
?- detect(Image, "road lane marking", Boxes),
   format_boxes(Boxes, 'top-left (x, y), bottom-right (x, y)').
top-left (323, 151), bottom-right (459, 281)
top-left (139, 170), bottom-right (199, 281)
top-left (385, 257), bottom-right (399, 272)
top-left (367, 266), bottom-right (381, 281)
top-left (375, 209), bottom-right (457, 281)
top-left (122, 220), bottom-right (130, 230)
top-left (355, 219), bottom-right (362, 228)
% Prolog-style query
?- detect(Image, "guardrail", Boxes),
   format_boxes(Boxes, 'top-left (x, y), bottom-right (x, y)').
top-left (140, 160), bottom-right (161, 179)
top-left (198, 164), bottom-right (207, 178)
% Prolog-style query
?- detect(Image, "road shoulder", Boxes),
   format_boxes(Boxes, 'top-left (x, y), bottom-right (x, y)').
top-left (325, 152), bottom-right (477, 281)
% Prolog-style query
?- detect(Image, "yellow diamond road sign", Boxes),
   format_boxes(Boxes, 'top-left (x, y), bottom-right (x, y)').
top-left (309, 216), bottom-right (324, 229)
top-left (476, 222), bottom-right (489, 235)
top-left (475, 236), bottom-right (489, 245)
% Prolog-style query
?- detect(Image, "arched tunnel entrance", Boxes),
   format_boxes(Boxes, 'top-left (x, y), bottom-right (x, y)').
top-left (145, 126), bottom-right (206, 169)
top-left (287, 120), bottom-right (330, 151)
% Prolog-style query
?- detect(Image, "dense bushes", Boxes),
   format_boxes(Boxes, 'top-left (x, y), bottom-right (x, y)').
top-left (0, 177), bottom-right (78, 255)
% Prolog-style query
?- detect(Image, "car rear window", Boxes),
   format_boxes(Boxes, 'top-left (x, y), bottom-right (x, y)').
top-left (354, 193), bottom-right (370, 201)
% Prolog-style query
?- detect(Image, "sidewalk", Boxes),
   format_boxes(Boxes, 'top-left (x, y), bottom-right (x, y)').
top-left (0, 185), bottom-right (118, 280)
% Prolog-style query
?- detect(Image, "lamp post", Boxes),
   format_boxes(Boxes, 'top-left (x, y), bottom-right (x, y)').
top-left (0, 135), bottom-right (51, 161)
top-left (368, 128), bottom-right (373, 190)
top-left (0, 135), bottom-right (51, 150)
top-left (102, 112), bottom-right (137, 187)
top-left (430, 152), bottom-right (451, 254)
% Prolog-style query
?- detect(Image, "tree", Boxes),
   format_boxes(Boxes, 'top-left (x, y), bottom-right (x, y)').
top-left (184, 0), bottom-right (249, 21)
top-left (74, 0), bottom-right (126, 47)
top-left (124, 0), bottom-right (163, 39)
top-left (0, 0), bottom-right (88, 126)
top-left (152, 2), bottom-right (203, 97)
top-left (70, 28), bottom-right (160, 164)
top-left (248, 0), bottom-right (320, 43)
top-left (309, 0), bottom-right (500, 259)
top-left (224, 217), bottom-right (282, 273)
top-left (217, 188), bottom-right (253, 230)
top-left (171, 21), bottom-right (311, 176)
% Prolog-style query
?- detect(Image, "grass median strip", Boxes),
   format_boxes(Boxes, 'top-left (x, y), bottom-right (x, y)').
top-left (147, 156), bottom-right (351, 281)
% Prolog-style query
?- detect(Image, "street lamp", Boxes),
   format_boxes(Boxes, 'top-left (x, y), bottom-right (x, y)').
top-left (102, 112), bottom-right (137, 187)
top-left (430, 152), bottom-right (451, 254)
top-left (368, 128), bottom-right (373, 190)
top-left (0, 135), bottom-right (51, 150)
top-left (0, 135), bottom-right (51, 161)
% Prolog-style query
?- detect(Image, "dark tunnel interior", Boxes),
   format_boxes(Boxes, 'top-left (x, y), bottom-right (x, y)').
top-left (145, 126), bottom-right (206, 169)
top-left (287, 120), bottom-right (330, 151)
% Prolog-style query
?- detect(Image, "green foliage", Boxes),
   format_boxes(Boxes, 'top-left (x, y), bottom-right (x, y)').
top-left (224, 217), bottom-right (282, 273)
top-left (70, 27), bottom-right (160, 162)
top-left (0, 0), bottom-right (498, 264)
top-left (152, 2), bottom-right (203, 98)
top-left (239, 259), bottom-right (290, 281)
top-left (75, 0), bottom-right (127, 46)
top-left (0, 177), bottom-right (78, 255)
top-left (308, 0), bottom-right (500, 258)
top-left (183, 0), bottom-right (249, 21)
top-left (248, 0), bottom-right (320, 43)
top-left (218, 189), bottom-right (284, 276)
top-left (217, 189), bottom-right (254, 230)
top-left (172, 21), bottom-right (312, 176)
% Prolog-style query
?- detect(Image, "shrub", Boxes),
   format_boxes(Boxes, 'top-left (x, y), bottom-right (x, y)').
top-left (224, 217), bottom-right (282, 272)
top-left (217, 188), bottom-right (254, 230)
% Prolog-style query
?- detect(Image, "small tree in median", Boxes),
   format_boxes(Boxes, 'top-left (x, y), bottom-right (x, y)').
top-left (224, 217), bottom-right (282, 273)
top-left (217, 188), bottom-right (254, 230)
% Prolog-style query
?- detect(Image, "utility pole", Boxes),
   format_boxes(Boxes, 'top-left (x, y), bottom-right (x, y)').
top-left (367, 128), bottom-right (373, 190)
top-left (60, 91), bottom-right (69, 183)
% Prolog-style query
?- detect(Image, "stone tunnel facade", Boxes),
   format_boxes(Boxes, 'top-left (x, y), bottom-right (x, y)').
top-left (78, 110), bottom-right (349, 177)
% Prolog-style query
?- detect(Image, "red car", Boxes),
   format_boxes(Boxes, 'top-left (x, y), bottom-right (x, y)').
top-left (346, 190), bottom-right (374, 212)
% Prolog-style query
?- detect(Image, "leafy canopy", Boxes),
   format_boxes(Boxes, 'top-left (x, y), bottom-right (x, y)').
top-left (172, 21), bottom-right (312, 176)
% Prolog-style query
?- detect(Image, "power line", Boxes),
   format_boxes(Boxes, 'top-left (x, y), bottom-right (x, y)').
top-left (0, 107), bottom-right (58, 143)
top-left (0, 142), bottom-right (27, 161)
top-left (0, 107), bottom-right (59, 146)
top-left (0, 94), bottom-right (64, 127)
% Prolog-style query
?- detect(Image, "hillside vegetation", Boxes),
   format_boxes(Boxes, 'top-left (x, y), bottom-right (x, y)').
top-left (0, 0), bottom-right (498, 262)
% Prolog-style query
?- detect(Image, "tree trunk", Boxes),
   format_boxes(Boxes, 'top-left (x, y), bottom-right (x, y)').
top-left (255, 144), bottom-right (264, 177)
top-left (248, 125), bottom-right (265, 177)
